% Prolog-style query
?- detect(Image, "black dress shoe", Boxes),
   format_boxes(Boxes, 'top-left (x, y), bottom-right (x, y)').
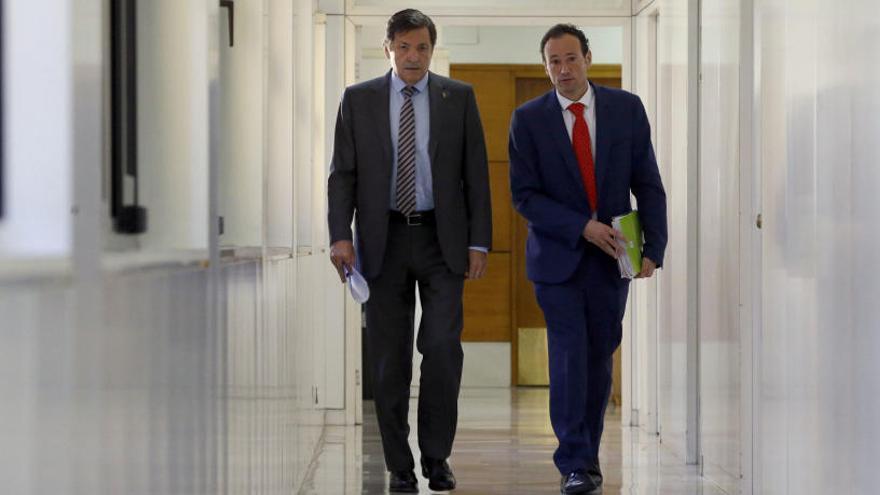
top-left (389, 470), bottom-right (418, 493)
top-left (587, 459), bottom-right (603, 488)
top-left (560, 470), bottom-right (599, 494)
top-left (420, 457), bottom-right (456, 491)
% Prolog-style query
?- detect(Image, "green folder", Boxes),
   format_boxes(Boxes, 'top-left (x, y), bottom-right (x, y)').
top-left (611, 211), bottom-right (643, 278)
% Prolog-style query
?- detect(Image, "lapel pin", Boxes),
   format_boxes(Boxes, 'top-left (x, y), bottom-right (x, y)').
top-left (442, 90), bottom-right (448, 99)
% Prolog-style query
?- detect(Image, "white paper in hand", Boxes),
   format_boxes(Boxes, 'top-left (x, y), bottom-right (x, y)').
top-left (344, 265), bottom-right (370, 304)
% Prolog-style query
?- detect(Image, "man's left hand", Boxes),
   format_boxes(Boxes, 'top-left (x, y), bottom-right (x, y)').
top-left (466, 250), bottom-right (488, 280)
top-left (636, 257), bottom-right (657, 279)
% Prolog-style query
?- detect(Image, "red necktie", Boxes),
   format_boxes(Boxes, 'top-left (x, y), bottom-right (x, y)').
top-left (567, 102), bottom-right (597, 213)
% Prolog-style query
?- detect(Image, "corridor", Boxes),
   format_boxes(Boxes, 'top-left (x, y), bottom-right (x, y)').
top-left (3, 0), bottom-right (880, 494)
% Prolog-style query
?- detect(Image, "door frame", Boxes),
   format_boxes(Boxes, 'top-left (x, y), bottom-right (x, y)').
top-left (738, 0), bottom-right (760, 491)
top-left (686, 0), bottom-right (702, 466)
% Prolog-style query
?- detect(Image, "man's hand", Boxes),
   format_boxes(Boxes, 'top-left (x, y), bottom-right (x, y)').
top-left (582, 219), bottom-right (626, 259)
top-left (466, 249), bottom-right (488, 280)
top-left (329, 240), bottom-right (356, 283)
top-left (636, 257), bottom-right (657, 279)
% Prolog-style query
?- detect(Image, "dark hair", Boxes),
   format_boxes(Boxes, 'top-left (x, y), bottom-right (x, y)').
top-left (540, 24), bottom-right (590, 61)
top-left (385, 9), bottom-right (437, 47)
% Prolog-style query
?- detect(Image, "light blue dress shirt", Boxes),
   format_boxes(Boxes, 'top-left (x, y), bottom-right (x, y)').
top-left (388, 71), bottom-right (488, 254)
top-left (389, 71), bottom-right (433, 212)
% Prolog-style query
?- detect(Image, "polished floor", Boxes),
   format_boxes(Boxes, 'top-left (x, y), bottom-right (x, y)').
top-left (300, 388), bottom-right (728, 494)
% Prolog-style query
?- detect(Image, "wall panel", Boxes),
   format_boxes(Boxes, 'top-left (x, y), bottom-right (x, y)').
top-left (698, 0), bottom-right (742, 491)
top-left (632, 0), bottom-right (690, 459)
top-left (756, 0), bottom-right (880, 492)
top-left (0, 257), bottom-right (328, 493)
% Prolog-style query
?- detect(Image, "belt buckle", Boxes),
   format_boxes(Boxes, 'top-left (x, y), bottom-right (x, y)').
top-left (406, 213), bottom-right (422, 226)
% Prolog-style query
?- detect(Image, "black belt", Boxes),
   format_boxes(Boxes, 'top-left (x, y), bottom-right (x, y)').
top-left (390, 210), bottom-right (435, 226)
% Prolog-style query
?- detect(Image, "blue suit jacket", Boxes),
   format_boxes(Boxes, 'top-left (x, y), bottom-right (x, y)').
top-left (509, 83), bottom-right (667, 289)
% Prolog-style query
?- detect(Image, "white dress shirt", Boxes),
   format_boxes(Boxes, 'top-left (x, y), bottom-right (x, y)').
top-left (556, 84), bottom-right (597, 159)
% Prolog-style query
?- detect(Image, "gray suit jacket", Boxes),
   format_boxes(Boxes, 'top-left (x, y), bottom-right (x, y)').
top-left (328, 71), bottom-right (492, 279)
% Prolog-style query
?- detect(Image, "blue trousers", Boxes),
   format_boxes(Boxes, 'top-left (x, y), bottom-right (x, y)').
top-left (534, 253), bottom-right (627, 475)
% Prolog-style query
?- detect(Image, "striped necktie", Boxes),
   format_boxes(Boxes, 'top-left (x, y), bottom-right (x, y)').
top-left (395, 86), bottom-right (417, 216)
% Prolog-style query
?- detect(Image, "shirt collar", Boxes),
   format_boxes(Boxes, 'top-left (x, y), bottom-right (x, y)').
top-left (391, 70), bottom-right (430, 94)
top-left (556, 83), bottom-right (594, 112)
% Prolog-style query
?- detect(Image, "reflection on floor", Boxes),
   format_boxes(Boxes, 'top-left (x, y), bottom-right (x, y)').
top-left (300, 388), bottom-right (728, 494)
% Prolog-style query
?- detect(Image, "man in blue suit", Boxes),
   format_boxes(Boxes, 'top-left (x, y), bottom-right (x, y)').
top-left (509, 24), bottom-right (667, 494)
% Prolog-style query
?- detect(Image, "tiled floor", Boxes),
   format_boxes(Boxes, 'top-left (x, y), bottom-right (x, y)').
top-left (300, 388), bottom-right (729, 494)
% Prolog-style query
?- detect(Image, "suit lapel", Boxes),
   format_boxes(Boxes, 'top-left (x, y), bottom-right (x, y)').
top-left (372, 72), bottom-right (393, 172)
top-left (543, 92), bottom-right (590, 208)
top-left (592, 82), bottom-right (612, 205)
top-left (428, 73), bottom-right (443, 165)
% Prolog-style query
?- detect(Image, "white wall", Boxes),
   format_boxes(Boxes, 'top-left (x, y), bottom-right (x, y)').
top-left (698, 0), bottom-right (742, 491)
top-left (633, 3), bottom-right (747, 492)
top-left (0, 0), bottom-right (73, 259)
top-left (632, 2), bottom-right (880, 494)
top-left (218, 0), bottom-right (265, 248)
top-left (356, 24), bottom-right (623, 77)
top-left (630, 0), bottom-right (691, 462)
top-left (294, 1), bottom-right (316, 249)
top-left (267, 0), bottom-right (295, 249)
top-left (319, 15), bottom-right (352, 413)
top-left (0, 259), bottom-right (328, 494)
top-left (0, 1), bottom-right (351, 493)
top-left (756, 0), bottom-right (880, 493)
top-left (345, 0), bottom-right (631, 16)
top-left (138, 1), bottom-right (211, 252)
top-left (442, 25), bottom-right (623, 65)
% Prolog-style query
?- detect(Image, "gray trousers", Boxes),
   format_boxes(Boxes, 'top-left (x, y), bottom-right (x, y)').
top-left (364, 217), bottom-right (465, 472)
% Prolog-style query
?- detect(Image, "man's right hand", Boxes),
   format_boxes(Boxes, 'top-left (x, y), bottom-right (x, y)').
top-left (329, 240), bottom-right (356, 283)
top-left (582, 219), bottom-right (626, 259)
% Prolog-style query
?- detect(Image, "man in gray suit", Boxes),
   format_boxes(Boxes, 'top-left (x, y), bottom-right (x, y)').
top-left (327, 9), bottom-right (492, 493)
